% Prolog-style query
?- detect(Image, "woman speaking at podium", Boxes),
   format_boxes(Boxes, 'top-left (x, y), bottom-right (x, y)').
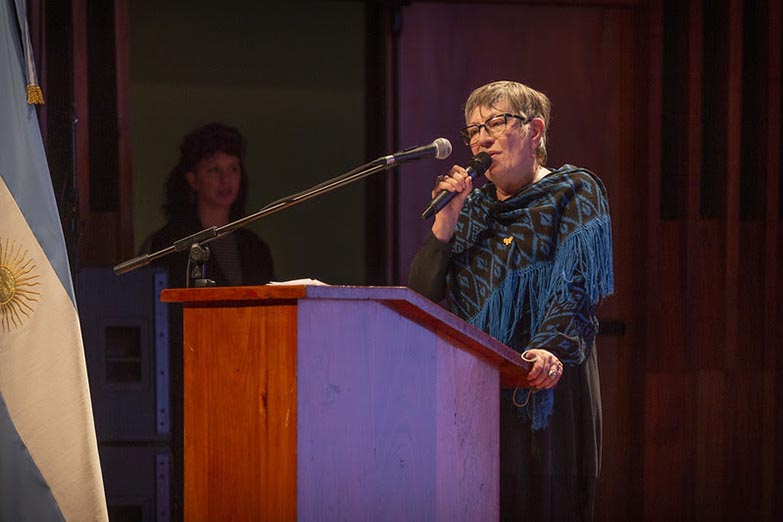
top-left (409, 80), bottom-right (614, 521)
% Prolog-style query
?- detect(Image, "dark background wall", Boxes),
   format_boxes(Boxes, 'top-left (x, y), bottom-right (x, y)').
top-left (129, 0), bottom-right (369, 285)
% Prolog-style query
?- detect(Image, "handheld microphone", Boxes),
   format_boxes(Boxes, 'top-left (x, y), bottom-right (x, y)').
top-left (380, 138), bottom-right (452, 166)
top-left (420, 151), bottom-right (492, 219)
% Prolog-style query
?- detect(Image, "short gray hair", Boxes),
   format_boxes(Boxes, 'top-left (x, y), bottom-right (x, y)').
top-left (464, 80), bottom-right (551, 165)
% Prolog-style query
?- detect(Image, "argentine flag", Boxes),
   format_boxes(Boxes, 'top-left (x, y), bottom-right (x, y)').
top-left (0, 0), bottom-right (108, 520)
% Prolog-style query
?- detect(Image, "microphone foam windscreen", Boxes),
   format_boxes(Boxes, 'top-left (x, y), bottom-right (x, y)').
top-left (433, 138), bottom-right (452, 160)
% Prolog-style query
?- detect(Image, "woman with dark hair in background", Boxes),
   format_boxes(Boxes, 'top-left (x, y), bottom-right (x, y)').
top-left (141, 122), bottom-right (275, 287)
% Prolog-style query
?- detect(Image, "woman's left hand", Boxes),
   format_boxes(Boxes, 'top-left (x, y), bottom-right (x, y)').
top-left (522, 349), bottom-right (564, 389)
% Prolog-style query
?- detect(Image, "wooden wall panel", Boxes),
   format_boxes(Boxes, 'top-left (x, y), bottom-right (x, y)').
top-left (67, 0), bottom-right (133, 266)
top-left (114, 0), bottom-right (133, 261)
top-left (725, 373), bottom-right (766, 519)
top-left (764, 2), bottom-right (781, 518)
top-left (644, 0), bottom-right (663, 369)
top-left (693, 371), bottom-right (727, 521)
top-left (643, 372), bottom-right (694, 521)
top-left (769, 0), bottom-right (782, 514)
top-left (690, 222), bottom-right (726, 369)
top-left (722, 0), bottom-right (743, 372)
top-left (644, 0), bottom-right (783, 520)
top-left (653, 223), bottom-right (686, 370)
top-left (72, 0), bottom-right (90, 261)
top-left (737, 223), bottom-right (767, 368)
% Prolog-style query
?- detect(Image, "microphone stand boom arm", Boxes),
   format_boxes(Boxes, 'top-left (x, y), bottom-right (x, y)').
top-left (113, 158), bottom-right (391, 277)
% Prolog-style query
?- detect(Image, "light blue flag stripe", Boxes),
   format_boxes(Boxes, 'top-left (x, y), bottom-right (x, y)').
top-left (0, 394), bottom-right (64, 522)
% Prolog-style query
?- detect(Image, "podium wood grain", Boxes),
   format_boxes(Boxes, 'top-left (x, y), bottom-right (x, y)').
top-left (163, 285), bottom-right (529, 521)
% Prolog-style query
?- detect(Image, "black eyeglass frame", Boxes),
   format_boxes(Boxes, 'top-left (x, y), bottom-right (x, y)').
top-left (459, 113), bottom-right (533, 146)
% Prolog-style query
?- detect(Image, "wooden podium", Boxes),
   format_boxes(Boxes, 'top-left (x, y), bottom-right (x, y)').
top-left (161, 285), bottom-right (529, 521)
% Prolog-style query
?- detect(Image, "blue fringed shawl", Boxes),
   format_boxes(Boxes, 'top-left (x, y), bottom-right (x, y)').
top-left (446, 165), bottom-right (614, 429)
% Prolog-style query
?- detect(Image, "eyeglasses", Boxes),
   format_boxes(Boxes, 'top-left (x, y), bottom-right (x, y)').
top-left (459, 113), bottom-right (532, 146)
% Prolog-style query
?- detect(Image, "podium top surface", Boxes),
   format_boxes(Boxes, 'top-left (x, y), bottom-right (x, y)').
top-left (162, 284), bottom-right (530, 387)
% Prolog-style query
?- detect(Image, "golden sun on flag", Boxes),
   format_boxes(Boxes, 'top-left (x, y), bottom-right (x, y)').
top-left (0, 238), bottom-right (41, 332)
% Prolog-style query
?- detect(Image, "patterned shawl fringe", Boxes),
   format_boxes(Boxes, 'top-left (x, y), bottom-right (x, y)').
top-left (468, 215), bottom-right (614, 430)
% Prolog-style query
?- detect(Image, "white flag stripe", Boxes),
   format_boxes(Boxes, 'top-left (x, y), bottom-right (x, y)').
top-left (0, 177), bottom-right (107, 521)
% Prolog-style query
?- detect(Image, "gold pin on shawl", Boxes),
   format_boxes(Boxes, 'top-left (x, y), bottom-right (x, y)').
top-left (14, 0), bottom-right (45, 105)
top-left (502, 236), bottom-right (513, 246)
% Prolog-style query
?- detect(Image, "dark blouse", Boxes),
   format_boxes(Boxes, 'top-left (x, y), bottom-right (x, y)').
top-left (142, 217), bottom-right (275, 289)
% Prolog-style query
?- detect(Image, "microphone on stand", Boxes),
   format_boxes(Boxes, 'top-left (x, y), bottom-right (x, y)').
top-left (115, 138), bottom-right (453, 278)
top-left (378, 138), bottom-right (452, 165)
top-left (420, 151), bottom-right (492, 219)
